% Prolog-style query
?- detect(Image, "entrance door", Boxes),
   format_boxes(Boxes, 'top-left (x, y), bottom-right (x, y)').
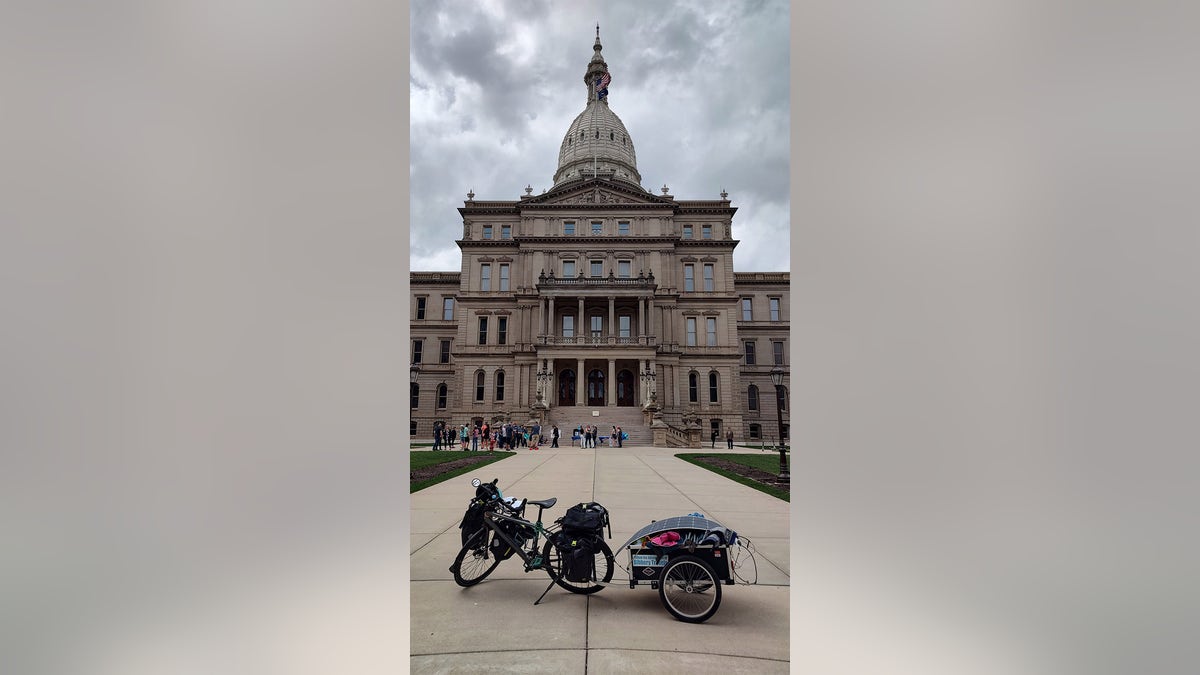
top-left (617, 369), bottom-right (635, 406)
top-left (587, 369), bottom-right (605, 406)
top-left (558, 369), bottom-right (576, 406)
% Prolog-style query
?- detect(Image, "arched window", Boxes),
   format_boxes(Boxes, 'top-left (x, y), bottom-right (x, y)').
top-left (688, 371), bottom-right (699, 403)
top-left (709, 371), bottom-right (719, 403)
top-left (558, 369), bottom-right (576, 406)
top-left (436, 383), bottom-right (447, 409)
top-left (475, 370), bottom-right (485, 402)
top-left (609, 131), bottom-right (614, 140)
top-left (410, 383), bottom-right (419, 409)
top-left (495, 370), bottom-right (506, 401)
top-left (748, 384), bottom-right (759, 411)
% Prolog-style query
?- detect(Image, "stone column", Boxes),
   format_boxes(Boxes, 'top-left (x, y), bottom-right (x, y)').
top-left (647, 297), bottom-right (655, 338)
top-left (673, 364), bottom-right (681, 409)
top-left (578, 296), bottom-right (585, 338)
top-left (576, 357), bottom-right (586, 405)
top-left (638, 297), bottom-right (645, 336)
top-left (608, 296), bottom-right (615, 338)
top-left (608, 358), bottom-right (616, 406)
top-left (547, 297), bottom-right (555, 336)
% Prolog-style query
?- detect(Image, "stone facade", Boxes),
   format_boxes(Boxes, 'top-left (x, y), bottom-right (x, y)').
top-left (410, 31), bottom-right (788, 447)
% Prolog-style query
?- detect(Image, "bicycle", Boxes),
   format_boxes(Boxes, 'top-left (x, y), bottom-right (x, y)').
top-left (450, 478), bottom-right (615, 603)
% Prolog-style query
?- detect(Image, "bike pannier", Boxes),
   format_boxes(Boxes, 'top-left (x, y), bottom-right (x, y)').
top-left (561, 502), bottom-right (609, 538)
top-left (488, 519), bottom-right (532, 561)
top-left (459, 500), bottom-right (487, 547)
top-left (557, 532), bottom-right (598, 583)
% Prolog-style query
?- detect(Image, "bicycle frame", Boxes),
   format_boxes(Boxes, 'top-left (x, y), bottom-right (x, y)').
top-left (477, 505), bottom-right (560, 572)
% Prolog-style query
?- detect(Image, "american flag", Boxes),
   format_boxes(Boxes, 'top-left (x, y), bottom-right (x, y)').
top-left (595, 72), bottom-right (611, 99)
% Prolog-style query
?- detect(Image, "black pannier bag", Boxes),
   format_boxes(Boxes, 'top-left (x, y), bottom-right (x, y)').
top-left (556, 531), bottom-right (597, 583)
top-left (459, 500), bottom-right (487, 547)
top-left (488, 518), bottom-right (533, 561)
top-left (560, 502), bottom-right (610, 539)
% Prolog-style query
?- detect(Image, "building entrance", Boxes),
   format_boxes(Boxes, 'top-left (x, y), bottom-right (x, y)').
top-left (558, 369), bottom-right (576, 406)
top-left (587, 369), bottom-right (606, 406)
top-left (617, 369), bottom-right (635, 406)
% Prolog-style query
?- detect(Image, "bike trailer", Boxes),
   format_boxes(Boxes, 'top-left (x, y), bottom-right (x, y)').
top-left (620, 514), bottom-right (740, 589)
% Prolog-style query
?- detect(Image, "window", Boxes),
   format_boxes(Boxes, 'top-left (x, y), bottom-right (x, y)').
top-left (749, 423), bottom-right (761, 439)
top-left (495, 371), bottom-right (505, 401)
top-left (684, 265), bottom-right (695, 292)
top-left (436, 383), bottom-right (447, 409)
top-left (563, 260), bottom-right (576, 277)
top-left (411, 339), bottom-right (423, 364)
top-left (410, 383), bottom-right (419, 409)
top-left (706, 317), bottom-right (717, 346)
top-left (416, 297), bottom-right (426, 319)
top-left (682, 225), bottom-right (693, 239)
top-left (617, 260), bottom-right (631, 278)
top-left (619, 315), bottom-right (631, 338)
top-left (501, 225), bottom-right (511, 239)
top-left (744, 340), bottom-right (756, 364)
top-left (741, 298), bottom-right (752, 321)
top-left (688, 372), bottom-right (698, 403)
top-left (777, 386), bottom-right (788, 412)
top-left (443, 298), bottom-right (454, 321)
top-left (619, 221), bottom-right (629, 235)
top-left (591, 221), bottom-right (602, 235)
top-left (480, 264), bottom-right (491, 291)
top-left (499, 264), bottom-right (509, 292)
top-left (590, 260), bottom-right (603, 277)
top-left (562, 315), bottom-right (574, 337)
top-left (702, 224), bottom-right (712, 239)
top-left (440, 339), bottom-right (451, 364)
top-left (475, 371), bottom-right (485, 402)
top-left (748, 385), bottom-right (760, 410)
top-left (482, 225), bottom-right (492, 239)
top-left (478, 317), bottom-right (488, 344)
top-left (497, 317), bottom-right (507, 345)
top-left (709, 371), bottom-right (719, 402)
top-left (770, 297), bottom-right (781, 321)
top-left (710, 419), bottom-right (721, 435)
top-left (410, 420), bottom-right (418, 436)
top-left (703, 264), bottom-right (714, 291)
top-left (564, 221), bottom-right (576, 236)
top-left (773, 341), bottom-right (785, 365)
top-left (686, 317), bottom-right (697, 346)
top-left (590, 315), bottom-right (603, 337)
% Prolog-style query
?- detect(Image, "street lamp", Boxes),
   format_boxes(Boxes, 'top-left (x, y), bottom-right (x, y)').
top-left (639, 364), bottom-right (656, 404)
top-left (770, 365), bottom-right (789, 482)
top-left (409, 363), bottom-right (421, 383)
top-left (535, 361), bottom-right (553, 403)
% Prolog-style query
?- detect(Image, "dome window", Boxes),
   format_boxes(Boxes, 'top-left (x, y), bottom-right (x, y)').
top-left (595, 130), bottom-right (599, 139)
top-left (610, 131), bottom-right (614, 140)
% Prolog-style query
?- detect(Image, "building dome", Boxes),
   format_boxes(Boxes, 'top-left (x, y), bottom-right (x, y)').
top-left (552, 28), bottom-right (643, 189)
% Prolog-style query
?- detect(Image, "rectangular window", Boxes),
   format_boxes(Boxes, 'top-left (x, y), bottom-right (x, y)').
top-left (564, 221), bottom-right (576, 236)
top-left (412, 339), bottom-right (423, 364)
top-left (741, 298), bottom-right (752, 321)
top-left (562, 315), bottom-right (574, 337)
top-left (475, 374), bottom-right (484, 402)
top-left (744, 341), bottom-right (756, 364)
top-left (480, 264), bottom-right (491, 291)
top-left (773, 341), bottom-right (785, 365)
top-left (499, 264), bottom-right (509, 292)
top-left (618, 260), bottom-right (631, 278)
top-left (562, 260), bottom-right (575, 277)
top-left (706, 317), bottom-right (717, 346)
top-left (749, 424), bottom-right (761, 439)
top-left (619, 315), bottom-right (631, 338)
top-left (682, 225), bottom-right (693, 239)
top-left (442, 298), bottom-right (454, 320)
top-left (703, 264), bottom-right (714, 291)
top-left (591, 315), bottom-right (602, 337)
top-left (770, 297), bottom-right (781, 321)
top-left (410, 420), bottom-right (417, 436)
top-left (686, 318), bottom-right (697, 346)
top-left (416, 297), bottom-right (426, 319)
top-left (590, 260), bottom-right (603, 277)
top-left (702, 224), bottom-right (712, 239)
top-left (497, 317), bottom-right (507, 345)
top-left (440, 339), bottom-right (451, 364)
top-left (619, 221), bottom-right (629, 235)
top-left (478, 317), bottom-right (488, 345)
top-left (501, 225), bottom-right (511, 239)
top-left (482, 225), bottom-right (492, 239)
top-left (591, 221), bottom-right (602, 235)
top-left (684, 264), bottom-right (695, 292)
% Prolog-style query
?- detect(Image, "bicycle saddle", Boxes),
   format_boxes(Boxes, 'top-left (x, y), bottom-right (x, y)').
top-left (526, 497), bottom-right (557, 509)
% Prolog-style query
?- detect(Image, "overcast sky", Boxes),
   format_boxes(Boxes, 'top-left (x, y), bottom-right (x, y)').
top-left (410, 0), bottom-right (790, 272)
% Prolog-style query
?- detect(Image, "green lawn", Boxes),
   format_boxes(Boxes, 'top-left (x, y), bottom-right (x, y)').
top-left (675, 453), bottom-right (791, 502)
top-left (410, 450), bottom-right (516, 493)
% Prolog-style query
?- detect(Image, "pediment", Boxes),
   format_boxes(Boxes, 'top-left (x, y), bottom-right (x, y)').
top-left (522, 179), bottom-right (671, 207)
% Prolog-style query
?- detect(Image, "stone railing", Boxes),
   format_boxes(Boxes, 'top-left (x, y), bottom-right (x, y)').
top-left (537, 335), bottom-right (657, 347)
top-left (536, 271), bottom-right (657, 289)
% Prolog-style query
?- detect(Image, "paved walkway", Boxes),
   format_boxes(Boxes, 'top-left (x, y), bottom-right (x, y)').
top-left (411, 444), bottom-right (790, 674)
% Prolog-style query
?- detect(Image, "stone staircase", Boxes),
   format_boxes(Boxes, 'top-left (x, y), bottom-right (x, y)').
top-left (546, 406), bottom-right (652, 446)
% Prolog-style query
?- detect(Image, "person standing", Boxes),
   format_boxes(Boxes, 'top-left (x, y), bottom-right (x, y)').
top-left (711, 427), bottom-right (718, 448)
top-left (551, 425), bottom-right (560, 448)
top-left (530, 422), bottom-right (541, 451)
top-left (461, 424), bottom-right (469, 451)
top-left (726, 429), bottom-right (734, 449)
top-left (616, 426), bottom-right (623, 448)
top-left (470, 425), bottom-right (479, 452)
top-left (432, 420), bottom-right (442, 451)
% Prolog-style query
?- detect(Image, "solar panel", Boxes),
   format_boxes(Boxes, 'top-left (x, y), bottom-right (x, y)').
top-left (619, 515), bottom-right (736, 551)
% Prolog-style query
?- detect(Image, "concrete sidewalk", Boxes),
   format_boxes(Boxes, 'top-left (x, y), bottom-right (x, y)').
top-left (410, 445), bottom-right (790, 674)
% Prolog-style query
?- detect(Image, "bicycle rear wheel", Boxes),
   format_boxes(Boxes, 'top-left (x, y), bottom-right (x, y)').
top-left (451, 529), bottom-right (501, 587)
top-left (541, 538), bottom-right (614, 594)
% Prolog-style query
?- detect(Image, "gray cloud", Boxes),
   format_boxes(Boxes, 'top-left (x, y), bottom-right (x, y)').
top-left (410, 0), bottom-right (790, 272)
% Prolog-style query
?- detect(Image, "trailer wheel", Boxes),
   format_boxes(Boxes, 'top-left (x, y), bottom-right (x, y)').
top-left (658, 554), bottom-right (722, 623)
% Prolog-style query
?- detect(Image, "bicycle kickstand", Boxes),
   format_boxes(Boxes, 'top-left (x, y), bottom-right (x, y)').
top-left (534, 576), bottom-right (557, 605)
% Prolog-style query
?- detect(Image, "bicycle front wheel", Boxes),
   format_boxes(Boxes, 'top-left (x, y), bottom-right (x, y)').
top-left (541, 537), bottom-right (614, 594)
top-left (451, 529), bottom-right (501, 587)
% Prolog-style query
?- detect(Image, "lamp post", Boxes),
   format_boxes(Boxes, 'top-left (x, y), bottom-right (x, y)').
top-left (535, 361), bottom-right (553, 404)
top-left (639, 364), bottom-right (656, 405)
top-left (770, 366), bottom-right (789, 482)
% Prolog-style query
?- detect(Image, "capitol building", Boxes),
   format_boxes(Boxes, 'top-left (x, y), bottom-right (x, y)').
top-left (410, 31), bottom-right (789, 447)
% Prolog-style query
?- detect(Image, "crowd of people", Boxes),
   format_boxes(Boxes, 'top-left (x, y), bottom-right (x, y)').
top-left (429, 420), bottom-right (561, 452)
top-left (573, 424), bottom-right (625, 448)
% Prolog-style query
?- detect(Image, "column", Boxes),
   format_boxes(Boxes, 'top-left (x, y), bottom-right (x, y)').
top-left (578, 296), bottom-right (585, 337)
top-left (547, 297), bottom-right (555, 336)
top-left (638, 297), bottom-right (645, 336)
top-left (576, 357), bottom-right (585, 405)
top-left (608, 359), bottom-right (616, 406)
top-left (516, 364), bottom-right (525, 407)
top-left (672, 364), bottom-right (681, 408)
top-left (608, 296), bottom-right (615, 338)
top-left (647, 298), bottom-right (655, 338)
